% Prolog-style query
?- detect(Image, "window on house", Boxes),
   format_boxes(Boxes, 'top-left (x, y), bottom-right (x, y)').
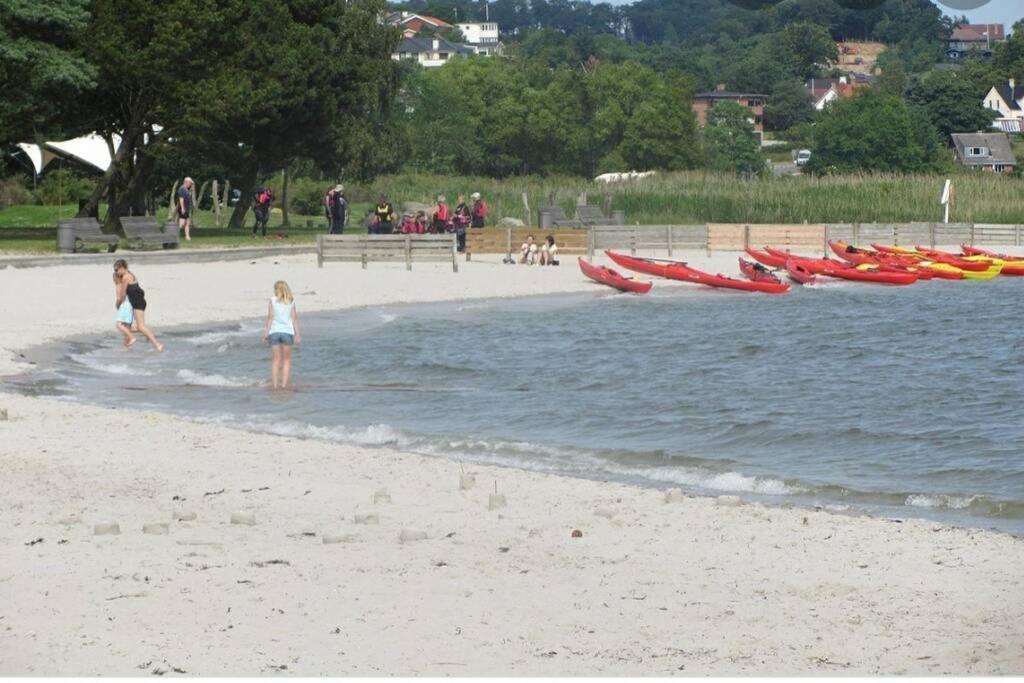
top-left (994, 164), bottom-right (1005, 172)
top-left (440, 52), bottom-right (449, 59)
top-left (967, 147), bottom-right (988, 157)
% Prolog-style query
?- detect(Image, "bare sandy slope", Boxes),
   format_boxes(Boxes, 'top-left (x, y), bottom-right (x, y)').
top-left (1, 251), bottom-right (1022, 675)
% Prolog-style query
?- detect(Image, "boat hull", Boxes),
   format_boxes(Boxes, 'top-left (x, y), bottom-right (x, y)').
top-left (578, 257), bottom-right (652, 293)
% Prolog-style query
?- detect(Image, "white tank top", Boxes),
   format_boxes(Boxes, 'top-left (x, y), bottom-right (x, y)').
top-left (269, 298), bottom-right (294, 335)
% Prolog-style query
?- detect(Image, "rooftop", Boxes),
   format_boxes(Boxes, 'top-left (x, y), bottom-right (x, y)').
top-left (951, 132), bottom-right (1017, 166)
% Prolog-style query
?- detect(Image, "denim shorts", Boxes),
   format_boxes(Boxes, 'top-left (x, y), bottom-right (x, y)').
top-left (268, 333), bottom-right (294, 346)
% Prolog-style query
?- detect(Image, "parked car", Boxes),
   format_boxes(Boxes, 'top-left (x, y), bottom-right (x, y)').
top-left (794, 149), bottom-right (812, 167)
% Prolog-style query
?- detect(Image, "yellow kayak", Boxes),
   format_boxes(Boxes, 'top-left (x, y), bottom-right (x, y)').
top-left (959, 263), bottom-right (1003, 280)
top-left (919, 261), bottom-right (1002, 280)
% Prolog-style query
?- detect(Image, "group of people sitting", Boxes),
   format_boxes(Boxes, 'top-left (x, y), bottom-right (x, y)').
top-left (367, 193), bottom-right (488, 253)
top-left (519, 234), bottom-right (559, 266)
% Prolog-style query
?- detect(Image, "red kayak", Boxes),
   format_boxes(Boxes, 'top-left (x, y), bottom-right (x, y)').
top-left (912, 246), bottom-right (992, 272)
top-left (785, 259), bottom-right (817, 285)
top-left (738, 257), bottom-right (783, 285)
top-left (606, 251), bottom-right (790, 294)
top-left (815, 261), bottom-right (919, 285)
top-left (961, 244), bottom-right (1024, 260)
top-left (578, 257), bottom-right (652, 294)
top-left (744, 247), bottom-right (787, 269)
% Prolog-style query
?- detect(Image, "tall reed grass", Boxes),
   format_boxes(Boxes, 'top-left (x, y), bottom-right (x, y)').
top-left (343, 171), bottom-right (1024, 225)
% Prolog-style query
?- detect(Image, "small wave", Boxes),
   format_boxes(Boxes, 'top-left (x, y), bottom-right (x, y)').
top-left (176, 369), bottom-right (255, 388)
top-left (182, 324), bottom-right (260, 346)
top-left (68, 353), bottom-right (156, 377)
top-left (905, 494), bottom-right (978, 511)
top-left (377, 312), bottom-right (398, 324)
top-left (228, 419), bottom-right (409, 448)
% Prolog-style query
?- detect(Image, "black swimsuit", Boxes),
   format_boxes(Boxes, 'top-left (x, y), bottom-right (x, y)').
top-left (126, 282), bottom-right (146, 311)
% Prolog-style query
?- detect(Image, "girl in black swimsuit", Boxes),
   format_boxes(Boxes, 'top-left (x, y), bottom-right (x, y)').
top-left (113, 259), bottom-right (163, 352)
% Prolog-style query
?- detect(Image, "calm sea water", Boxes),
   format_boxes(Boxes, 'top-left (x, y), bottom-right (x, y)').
top-left (16, 276), bottom-right (1024, 534)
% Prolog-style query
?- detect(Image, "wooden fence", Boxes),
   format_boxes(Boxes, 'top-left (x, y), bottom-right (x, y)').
top-left (578, 222), bottom-right (1023, 258)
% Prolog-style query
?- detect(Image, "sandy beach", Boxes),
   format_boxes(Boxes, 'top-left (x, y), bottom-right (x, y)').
top-left (1, 250), bottom-right (1022, 675)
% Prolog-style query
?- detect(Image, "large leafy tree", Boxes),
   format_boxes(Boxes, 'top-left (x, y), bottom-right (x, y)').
top-left (807, 89), bottom-right (936, 173)
top-left (702, 101), bottom-right (765, 176)
top-left (764, 78), bottom-right (816, 132)
top-left (906, 69), bottom-right (996, 139)
top-left (0, 0), bottom-right (96, 144)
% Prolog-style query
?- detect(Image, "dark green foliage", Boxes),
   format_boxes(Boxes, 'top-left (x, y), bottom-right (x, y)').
top-left (807, 89), bottom-right (941, 174)
top-left (0, 0), bottom-right (97, 143)
top-left (703, 101), bottom-right (766, 176)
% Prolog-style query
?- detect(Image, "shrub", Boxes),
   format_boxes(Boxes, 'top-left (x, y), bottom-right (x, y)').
top-left (33, 169), bottom-right (94, 206)
top-left (288, 176), bottom-right (330, 216)
top-left (0, 176), bottom-right (35, 208)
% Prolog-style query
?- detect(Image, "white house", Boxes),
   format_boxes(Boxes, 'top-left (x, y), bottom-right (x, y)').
top-left (982, 79), bottom-right (1024, 133)
top-left (456, 22), bottom-right (501, 56)
top-left (392, 36), bottom-right (474, 68)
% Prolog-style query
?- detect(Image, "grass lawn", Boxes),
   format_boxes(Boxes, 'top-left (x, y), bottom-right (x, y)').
top-left (0, 205), bottom-right (374, 254)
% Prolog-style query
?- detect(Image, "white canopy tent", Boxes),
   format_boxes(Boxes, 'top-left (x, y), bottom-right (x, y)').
top-left (16, 133), bottom-right (121, 175)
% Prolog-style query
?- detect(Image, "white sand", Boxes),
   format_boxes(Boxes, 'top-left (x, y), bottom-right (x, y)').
top-left (1, 251), bottom-right (1022, 675)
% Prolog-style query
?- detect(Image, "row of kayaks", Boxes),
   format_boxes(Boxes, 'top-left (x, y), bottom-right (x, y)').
top-left (578, 243), bottom-right (1024, 294)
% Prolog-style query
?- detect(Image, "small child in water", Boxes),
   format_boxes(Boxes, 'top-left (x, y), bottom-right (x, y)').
top-left (113, 271), bottom-right (135, 348)
top-left (263, 280), bottom-right (301, 389)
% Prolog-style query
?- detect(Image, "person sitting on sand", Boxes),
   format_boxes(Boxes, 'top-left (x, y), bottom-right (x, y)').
top-left (113, 259), bottom-right (163, 352)
top-left (538, 235), bottom-right (559, 266)
top-left (520, 235), bottom-right (538, 264)
top-left (263, 280), bottom-right (301, 390)
top-left (113, 270), bottom-right (135, 349)
top-left (400, 213), bottom-right (416, 234)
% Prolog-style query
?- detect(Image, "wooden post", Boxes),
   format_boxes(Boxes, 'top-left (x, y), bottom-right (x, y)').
top-left (404, 235), bottom-right (411, 270)
top-left (577, 191), bottom-right (587, 207)
top-left (195, 180), bottom-right (209, 216)
top-left (281, 168), bottom-right (290, 228)
top-left (212, 180), bottom-right (221, 227)
top-left (222, 179), bottom-right (231, 220)
top-left (521, 192), bottom-right (530, 227)
top-left (929, 222), bottom-right (935, 248)
top-left (506, 227), bottom-right (512, 261)
top-left (167, 181), bottom-right (179, 221)
top-left (822, 224), bottom-right (828, 257)
top-left (970, 222), bottom-right (975, 245)
top-left (630, 226), bottom-right (637, 256)
top-left (317, 235), bottom-right (324, 268)
top-left (852, 223), bottom-right (860, 246)
top-left (667, 225), bottom-right (673, 257)
top-left (743, 224), bottom-right (750, 249)
top-left (451, 233), bottom-right (458, 272)
top-left (587, 226), bottom-right (594, 259)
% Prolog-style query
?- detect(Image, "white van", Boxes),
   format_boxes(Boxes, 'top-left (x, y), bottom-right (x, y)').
top-left (794, 149), bottom-right (812, 166)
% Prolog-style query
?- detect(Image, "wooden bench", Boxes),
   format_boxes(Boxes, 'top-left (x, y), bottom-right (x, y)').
top-left (575, 204), bottom-right (607, 227)
top-left (57, 217), bottom-right (119, 253)
top-left (465, 228), bottom-right (588, 261)
top-left (539, 205), bottom-right (580, 228)
top-left (317, 234), bottom-right (457, 271)
top-left (121, 216), bottom-right (180, 250)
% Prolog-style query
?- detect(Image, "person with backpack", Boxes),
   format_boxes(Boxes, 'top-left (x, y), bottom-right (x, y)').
top-left (431, 194), bottom-right (450, 234)
top-left (471, 192), bottom-right (488, 228)
top-left (328, 184), bottom-right (347, 235)
top-left (252, 187), bottom-right (273, 238)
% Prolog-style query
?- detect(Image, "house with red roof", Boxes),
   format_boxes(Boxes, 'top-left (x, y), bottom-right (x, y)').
top-left (946, 24), bottom-right (1005, 61)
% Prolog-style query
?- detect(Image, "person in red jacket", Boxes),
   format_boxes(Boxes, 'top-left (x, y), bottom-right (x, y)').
top-left (431, 194), bottom-right (451, 234)
top-left (470, 192), bottom-right (488, 228)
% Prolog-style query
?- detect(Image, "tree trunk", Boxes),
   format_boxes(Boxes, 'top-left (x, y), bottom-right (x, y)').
top-left (227, 166), bottom-right (259, 230)
top-left (79, 128), bottom-right (141, 231)
top-left (281, 167), bottom-right (290, 228)
top-left (108, 149), bottom-right (158, 226)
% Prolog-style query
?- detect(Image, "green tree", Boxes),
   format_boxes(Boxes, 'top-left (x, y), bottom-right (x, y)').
top-left (993, 20), bottom-right (1024, 79)
top-left (780, 22), bottom-right (838, 80)
top-left (906, 69), bottom-right (996, 139)
top-left (807, 89), bottom-right (933, 173)
top-left (0, 0), bottom-right (96, 144)
top-left (764, 79), bottom-right (815, 132)
top-left (702, 101), bottom-right (765, 176)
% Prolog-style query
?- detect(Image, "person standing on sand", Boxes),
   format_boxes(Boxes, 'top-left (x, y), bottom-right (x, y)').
top-left (177, 177), bottom-right (194, 241)
top-left (328, 184), bottom-right (347, 235)
top-left (113, 259), bottom-right (163, 351)
top-left (113, 270), bottom-right (135, 349)
top-left (263, 280), bottom-right (301, 389)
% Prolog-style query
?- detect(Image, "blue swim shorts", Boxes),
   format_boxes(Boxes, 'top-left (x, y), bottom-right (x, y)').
top-left (268, 333), bottom-right (294, 346)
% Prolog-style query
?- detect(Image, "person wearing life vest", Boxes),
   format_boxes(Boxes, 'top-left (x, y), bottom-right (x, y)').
top-left (470, 192), bottom-right (488, 228)
top-left (252, 187), bottom-right (273, 238)
top-left (328, 184), bottom-right (347, 235)
top-left (372, 194), bottom-right (396, 235)
top-left (453, 194), bottom-right (471, 253)
top-left (430, 193), bottom-right (450, 233)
